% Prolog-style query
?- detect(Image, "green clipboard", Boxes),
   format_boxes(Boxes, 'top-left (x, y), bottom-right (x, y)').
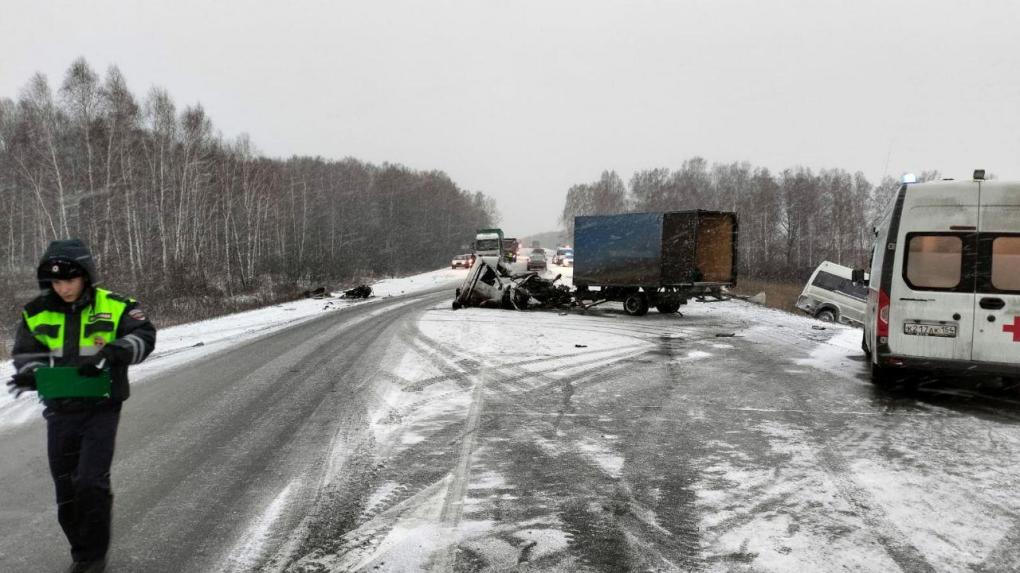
top-left (35, 367), bottom-right (112, 399)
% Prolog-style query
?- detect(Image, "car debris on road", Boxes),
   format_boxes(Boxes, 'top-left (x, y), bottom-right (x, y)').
top-left (303, 286), bottom-right (328, 299)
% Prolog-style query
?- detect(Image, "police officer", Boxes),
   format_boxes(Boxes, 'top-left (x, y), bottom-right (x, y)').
top-left (7, 239), bottom-right (156, 573)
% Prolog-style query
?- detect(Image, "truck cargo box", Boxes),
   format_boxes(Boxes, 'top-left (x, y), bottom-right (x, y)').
top-left (573, 210), bottom-right (737, 288)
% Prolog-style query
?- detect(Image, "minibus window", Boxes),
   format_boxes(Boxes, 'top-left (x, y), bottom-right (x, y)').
top-left (905, 235), bottom-right (962, 289)
top-left (992, 237), bottom-right (1020, 291)
top-left (837, 280), bottom-right (868, 301)
top-left (811, 271), bottom-right (843, 292)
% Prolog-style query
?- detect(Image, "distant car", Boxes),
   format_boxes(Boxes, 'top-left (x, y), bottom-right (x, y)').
top-left (796, 261), bottom-right (867, 325)
top-left (530, 248), bottom-right (544, 255)
top-left (552, 248), bottom-right (573, 266)
top-left (526, 252), bottom-right (547, 271)
top-left (451, 254), bottom-right (474, 269)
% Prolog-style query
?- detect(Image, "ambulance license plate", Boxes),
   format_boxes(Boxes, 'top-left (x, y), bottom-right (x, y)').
top-left (904, 322), bottom-right (958, 338)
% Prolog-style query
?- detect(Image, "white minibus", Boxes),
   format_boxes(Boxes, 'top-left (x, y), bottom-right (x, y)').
top-left (796, 261), bottom-right (868, 326)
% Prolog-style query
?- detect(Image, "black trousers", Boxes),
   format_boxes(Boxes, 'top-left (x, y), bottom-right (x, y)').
top-left (44, 401), bottom-right (122, 562)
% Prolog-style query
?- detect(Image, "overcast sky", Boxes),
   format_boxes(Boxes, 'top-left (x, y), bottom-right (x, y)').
top-left (2, 0), bottom-right (1018, 235)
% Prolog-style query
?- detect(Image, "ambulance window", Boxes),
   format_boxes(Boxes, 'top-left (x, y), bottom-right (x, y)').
top-left (991, 237), bottom-right (1020, 291)
top-left (905, 235), bottom-right (962, 289)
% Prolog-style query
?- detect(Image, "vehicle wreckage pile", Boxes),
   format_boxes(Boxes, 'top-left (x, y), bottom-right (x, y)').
top-left (452, 259), bottom-right (573, 310)
top-left (455, 210), bottom-right (739, 314)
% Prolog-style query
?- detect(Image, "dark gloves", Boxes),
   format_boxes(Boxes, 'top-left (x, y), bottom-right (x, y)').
top-left (78, 348), bottom-right (114, 377)
top-left (7, 371), bottom-right (37, 398)
top-left (78, 343), bottom-right (133, 377)
top-left (77, 355), bottom-right (107, 377)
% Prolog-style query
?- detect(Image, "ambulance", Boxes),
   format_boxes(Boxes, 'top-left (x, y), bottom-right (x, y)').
top-left (860, 171), bottom-right (1020, 384)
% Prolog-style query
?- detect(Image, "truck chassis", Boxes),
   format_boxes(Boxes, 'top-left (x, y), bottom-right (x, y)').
top-left (573, 284), bottom-right (730, 315)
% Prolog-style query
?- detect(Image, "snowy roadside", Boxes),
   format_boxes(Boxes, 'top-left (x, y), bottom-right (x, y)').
top-left (0, 267), bottom-right (468, 430)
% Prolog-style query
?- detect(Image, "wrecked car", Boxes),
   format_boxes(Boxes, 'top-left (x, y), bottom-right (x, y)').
top-left (452, 259), bottom-right (571, 310)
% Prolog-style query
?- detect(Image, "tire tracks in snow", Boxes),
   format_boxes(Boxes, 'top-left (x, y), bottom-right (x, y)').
top-left (406, 320), bottom-right (687, 571)
top-left (310, 314), bottom-right (661, 571)
top-left (715, 325), bottom-right (940, 572)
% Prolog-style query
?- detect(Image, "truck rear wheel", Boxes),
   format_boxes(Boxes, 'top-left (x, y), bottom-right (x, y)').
top-left (623, 293), bottom-right (649, 316)
top-left (655, 301), bottom-right (681, 314)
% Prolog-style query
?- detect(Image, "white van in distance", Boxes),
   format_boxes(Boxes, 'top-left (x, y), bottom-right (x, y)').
top-left (796, 261), bottom-right (868, 325)
top-left (860, 171), bottom-right (1020, 384)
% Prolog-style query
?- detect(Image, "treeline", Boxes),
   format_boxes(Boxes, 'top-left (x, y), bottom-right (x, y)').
top-left (561, 158), bottom-right (941, 281)
top-left (0, 58), bottom-right (497, 322)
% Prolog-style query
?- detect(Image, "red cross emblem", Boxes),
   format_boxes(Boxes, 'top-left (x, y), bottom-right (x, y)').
top-left (1005, 316), bottom-right (1020, 342)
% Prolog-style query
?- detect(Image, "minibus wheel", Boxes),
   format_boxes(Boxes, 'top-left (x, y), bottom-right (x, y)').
top-left (816, 308), bottom-right (838, 322)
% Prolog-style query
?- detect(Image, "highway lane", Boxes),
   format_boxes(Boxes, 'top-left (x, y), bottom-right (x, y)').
top-left (0, 288), bottom-right (450, 573)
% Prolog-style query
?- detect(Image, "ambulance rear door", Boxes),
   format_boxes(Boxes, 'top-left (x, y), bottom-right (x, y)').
top-left (888, 181), bottom-right (978, 362)
top-left (972, 181), bottom-right (1020, 365)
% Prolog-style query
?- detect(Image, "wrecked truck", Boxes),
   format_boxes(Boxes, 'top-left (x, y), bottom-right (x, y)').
top-left (573, 210), bottom-right (738, 315)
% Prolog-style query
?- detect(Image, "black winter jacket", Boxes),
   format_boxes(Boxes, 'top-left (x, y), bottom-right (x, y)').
top-left (12, 240), bottom-right (156, 405)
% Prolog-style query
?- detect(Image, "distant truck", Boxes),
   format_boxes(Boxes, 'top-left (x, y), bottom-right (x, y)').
top-left (473, 228), bottom-right (504, 262)
top-left (573, 210), bottom-right (738, 315)
top-left (502, 237), bottom-right (520, 263)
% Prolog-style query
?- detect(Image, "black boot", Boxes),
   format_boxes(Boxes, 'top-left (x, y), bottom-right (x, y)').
top-left (67, 557), bottom-right (106, 572)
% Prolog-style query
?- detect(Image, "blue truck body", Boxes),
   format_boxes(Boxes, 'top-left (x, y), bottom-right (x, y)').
top-left (572, 210), bottom-right (738, 314)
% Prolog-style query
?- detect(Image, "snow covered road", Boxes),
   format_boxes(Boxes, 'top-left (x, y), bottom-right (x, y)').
top-left (2, 268), bottom-right (1020, 572)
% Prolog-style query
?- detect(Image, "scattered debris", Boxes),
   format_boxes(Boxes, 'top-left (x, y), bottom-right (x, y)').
top-left (715, 333), bottom-right (736, 338)
top-left (694, 294), bottom-right (733, 303)
top-left (342, 285), bottom-right (373, 299)
top-left (727, 291), bottom-right (764, 304)
top-left (510, 272), bottom-right (573, 309)
top-left (575, 344), bottom-right (588, 348)
top-left (302, 286), bottom-right (328, 299)
top-left (811, 325), bottom-right (827, 330)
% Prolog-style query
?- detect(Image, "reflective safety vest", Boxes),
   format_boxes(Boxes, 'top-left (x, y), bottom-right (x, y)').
top-left (23, 288), bottom-right (133, 361)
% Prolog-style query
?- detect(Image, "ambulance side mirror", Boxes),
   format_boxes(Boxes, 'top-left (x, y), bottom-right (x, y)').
top-left (851, 269), bottom-right (866, 284)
